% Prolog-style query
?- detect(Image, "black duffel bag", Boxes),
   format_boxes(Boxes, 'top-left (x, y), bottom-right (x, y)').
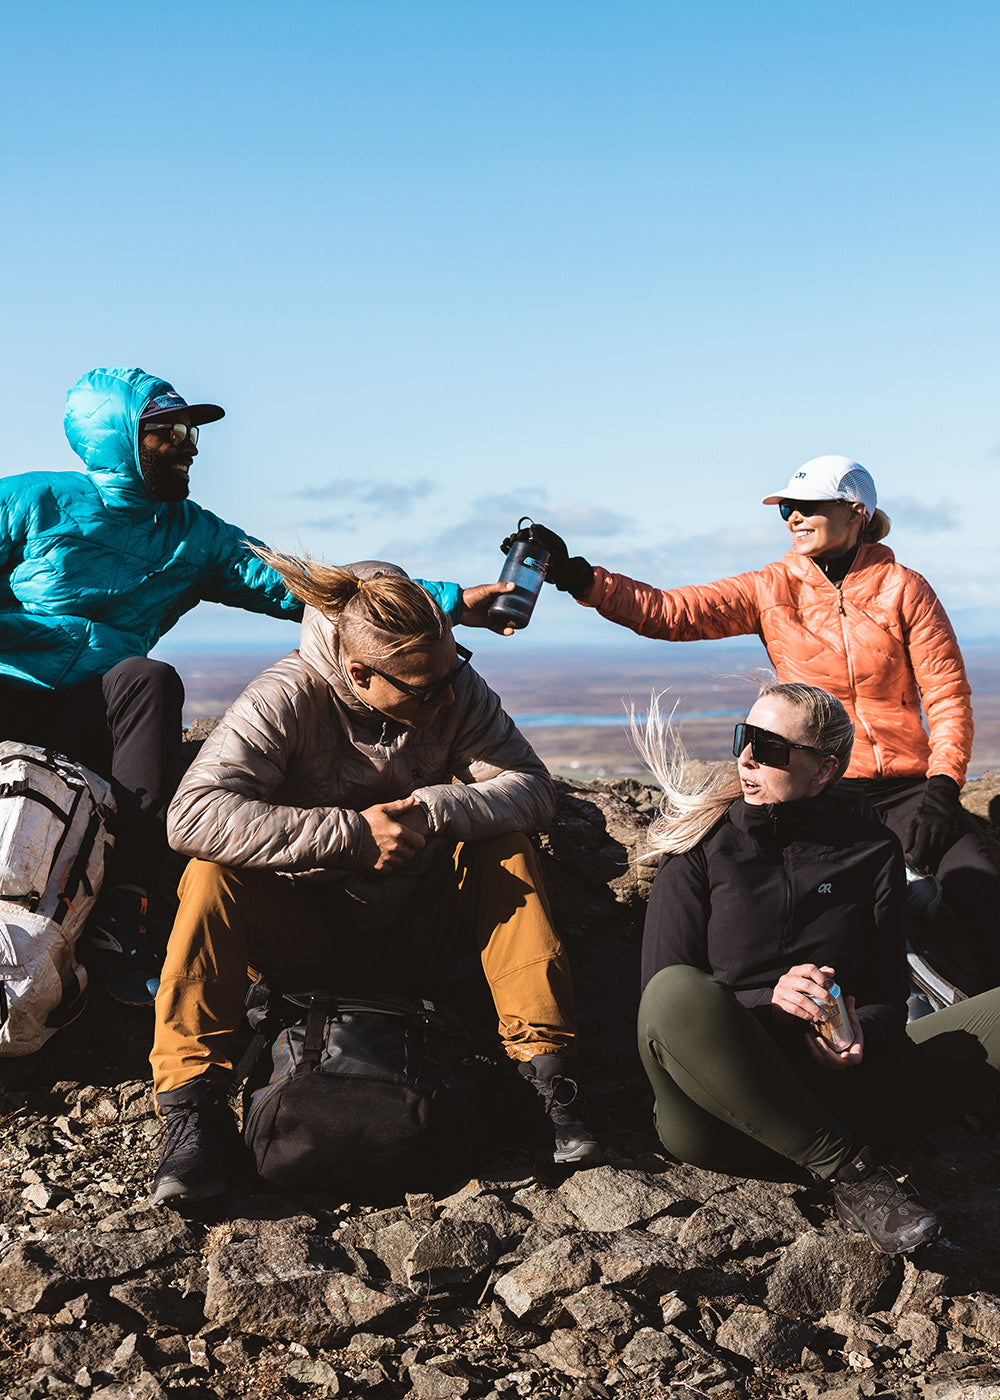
top-left (240, 982), bottom-right (481, 1197)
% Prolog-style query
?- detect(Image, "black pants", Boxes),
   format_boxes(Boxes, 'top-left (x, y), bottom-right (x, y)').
top-left (638, 965), bottom-right (1000, 1181)
top-left (0, 658), bottom-right (185, 889)
top-left (841, 776), bottom-right (1000, 980)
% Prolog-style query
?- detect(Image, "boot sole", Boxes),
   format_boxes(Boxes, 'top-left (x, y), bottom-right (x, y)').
top-left (149, 1176), bottom-right (226, 1209)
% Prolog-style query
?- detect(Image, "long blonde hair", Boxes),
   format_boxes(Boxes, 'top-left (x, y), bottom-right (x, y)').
top-left (633, 681), bottom-right (855, 857)
top-left (254, 547), bottom-right (446, 661)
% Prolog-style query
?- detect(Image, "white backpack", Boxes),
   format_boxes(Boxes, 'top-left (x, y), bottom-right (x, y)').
top-left (0, 743), bottom-right (115, 1055)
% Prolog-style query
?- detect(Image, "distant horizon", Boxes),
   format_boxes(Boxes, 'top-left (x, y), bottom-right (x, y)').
top-left (156, 634), bottom-right (1000, 657)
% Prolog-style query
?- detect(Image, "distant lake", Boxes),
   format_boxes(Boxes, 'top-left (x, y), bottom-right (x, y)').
top-left (513, 708), bottom-right (741, 727)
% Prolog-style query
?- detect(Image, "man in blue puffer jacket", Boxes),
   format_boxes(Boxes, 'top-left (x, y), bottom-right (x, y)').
top-left (0, 367), bottom-right (471, 1005)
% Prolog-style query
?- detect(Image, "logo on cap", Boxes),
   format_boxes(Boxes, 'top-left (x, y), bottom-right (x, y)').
top-left (143, 394), bottom-right (186, 415)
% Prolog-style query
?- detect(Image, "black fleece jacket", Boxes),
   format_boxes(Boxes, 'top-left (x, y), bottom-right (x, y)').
top-left (641, 792), bottom-right (910, 1053)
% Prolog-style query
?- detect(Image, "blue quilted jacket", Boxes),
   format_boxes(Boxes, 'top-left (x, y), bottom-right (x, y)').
top-left (0, 368), bottom-right (460, 691)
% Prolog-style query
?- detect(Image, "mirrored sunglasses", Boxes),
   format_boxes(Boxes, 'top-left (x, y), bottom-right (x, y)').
top-left (366, 642), bottom-right (473, 706)
top-left (733, 721), bottom-right (834, 768)
top-left (143, 422), bottom-right (199, 448)
top-left (778, 498), bottom-right (829, 520)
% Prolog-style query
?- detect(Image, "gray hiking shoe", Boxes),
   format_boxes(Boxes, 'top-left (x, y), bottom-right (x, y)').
top-left (832, 1146), bottom-right (940, 1255)
top-left (150, 1079), bottom-right (235, 1207)
top-left (516, 1054), bottom-right (603, 1166)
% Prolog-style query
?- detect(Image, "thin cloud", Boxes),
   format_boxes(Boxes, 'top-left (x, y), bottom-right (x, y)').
top-left (887, 497), bottom-right (958, 533)
top-left (430, 492), bottom-right (632, 555)
top-left (597, 524), bottom-right (780, 586)
top-left (293, 477), bottom-right (437, 515)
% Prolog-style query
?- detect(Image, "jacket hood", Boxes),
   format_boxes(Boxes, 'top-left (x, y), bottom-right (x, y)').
top-left (297, 564), bottom-right (431, 720)
top-left (298, 603), bottom-right (410, 736)
top-left (299, 606), bottom-right (357, 705)
top-left (64, 367), bottom-right (179, 511)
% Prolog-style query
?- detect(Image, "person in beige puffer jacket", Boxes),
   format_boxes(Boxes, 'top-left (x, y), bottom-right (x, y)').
top-left (149, 555), bottom-right (600, 1206)
top-left (535, 456), bottom-right (999, 984)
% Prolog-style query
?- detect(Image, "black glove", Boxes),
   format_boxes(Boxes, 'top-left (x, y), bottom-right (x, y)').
top-left (903, 775), bottom-right (963, 874)
top-left (500, 522), bottom-right (595, 599)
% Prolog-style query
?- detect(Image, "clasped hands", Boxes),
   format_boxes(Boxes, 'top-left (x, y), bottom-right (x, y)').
top-left (771, 962), bottom-right (864, 1070)
top-left (358, 797), bottom-right (430, 872)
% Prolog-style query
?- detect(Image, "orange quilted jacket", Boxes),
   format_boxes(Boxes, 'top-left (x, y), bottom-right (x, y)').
top-left (582, 543), bottom-right (972, 784)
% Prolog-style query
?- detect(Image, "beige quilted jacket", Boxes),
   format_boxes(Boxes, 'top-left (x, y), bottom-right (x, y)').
top-left (167, 595), bottom-right (555, 927)
top-left (582, 543), bottom-right (972, 784)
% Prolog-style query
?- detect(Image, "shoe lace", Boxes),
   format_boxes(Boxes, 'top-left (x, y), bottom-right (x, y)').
top-left (160, 1097), bottom-right (222, 1162)
top-left (850, 1167), bottom-right (921, 1220)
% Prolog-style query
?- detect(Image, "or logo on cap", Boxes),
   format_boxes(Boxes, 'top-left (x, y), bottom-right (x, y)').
top-left (794, 470), bottom-right (806, 479)
top-left (143, 393), bottom-right (186, 415)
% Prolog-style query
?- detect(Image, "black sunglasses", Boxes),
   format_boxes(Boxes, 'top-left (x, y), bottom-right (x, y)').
top-left (733, 722), bottom-right (834, 768)
top-left (365, 642), bottom-right (472, 706)
top-left (778, 499), bottom-right (828, 520)
top-left (142, 421), bottom-right (199, 447)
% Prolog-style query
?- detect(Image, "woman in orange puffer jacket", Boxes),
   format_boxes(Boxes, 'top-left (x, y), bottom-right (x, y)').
top-left (536, 456), bottom-right (998, 979)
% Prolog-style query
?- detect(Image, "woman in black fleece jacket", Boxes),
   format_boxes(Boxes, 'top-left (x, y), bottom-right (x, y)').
top-left (636, 680), bottom-right (1000, 1255)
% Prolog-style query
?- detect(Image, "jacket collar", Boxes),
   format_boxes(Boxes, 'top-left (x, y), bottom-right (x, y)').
top-left (728, 791), bottom-right (842, 844)
top-left (781, 541), bottom-right (895, 588)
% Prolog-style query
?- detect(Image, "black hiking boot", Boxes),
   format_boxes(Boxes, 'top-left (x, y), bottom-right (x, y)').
top-left (516, 1054), bottom-right (603, 1166)
top-left (150, 1078), bottom-right (235, 1207)
top-left (832, 1146), bottom-right (941, 1255)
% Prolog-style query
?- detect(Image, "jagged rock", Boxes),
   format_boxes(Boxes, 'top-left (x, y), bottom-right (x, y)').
top-left (373, 1217), bottom-right (430, 1284)
top-left (27, 1328), bottom-right (123, 1381)
top-left (889, 1260), bottom-right (949, 1319)
top-left (403, 1218), bottom-right (499, 1291)
top-left (494, 1234), bottom-right (601, 1322)
top-left (618, 1326), bottom-right (682, 1378)
top-left (532, 1328), bottom-right (603, 1379)
top-left (512, 1183), bottom-right (579, 1225)
top-left (560, 1282), bottom-right (640, 1350)
top-left (107, 1280), bottom-right (205, 1334)
top-left (90, 1376), bottom-right (166, 1400)
top-left (948, 1291), bottom-right (1000, 1347)
top-left (892, 1309), bottom-right (941, 1363)
top-left (715, 1303), bottom-right (815, 1369)
top-left (505, 1219), bottom-right (574, 1260)
top-left (441, 1191), bottom-right (529, 1249)
top-left (203, 1232), bottom-right (404, 1344)
top-left (555, 1164), bottom-right (690, 1230)
top-left (765, 1230), bottom-right (901, 1316)
top-left (818, 1307), bottom-right (891, 1354)
top-left (589, 1230), bottom-right (697, 1294)
top-left (346, 1331), bottom-right (396, 1359)
top-left (285, 1356), bottom-right (341, 1388)
top-left (0, 1223), bottom-right (197, 1313)
top-left (406, 1359), bottom-right (475, 1397)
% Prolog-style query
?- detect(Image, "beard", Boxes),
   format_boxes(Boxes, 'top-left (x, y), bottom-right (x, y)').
top-left (138, 443), bottom-right (192, 502)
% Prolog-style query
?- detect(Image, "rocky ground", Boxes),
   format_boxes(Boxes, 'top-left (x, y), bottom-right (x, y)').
top-left (1, 768), bottom-right (1000, 1400)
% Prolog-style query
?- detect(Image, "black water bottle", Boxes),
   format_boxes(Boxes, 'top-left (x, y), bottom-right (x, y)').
top-left (487, 518), bottom-right (553, 631)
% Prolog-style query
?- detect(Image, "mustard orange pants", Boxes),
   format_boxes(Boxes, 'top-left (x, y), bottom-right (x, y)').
top-left (151, 832), bottom-right (576, 1095)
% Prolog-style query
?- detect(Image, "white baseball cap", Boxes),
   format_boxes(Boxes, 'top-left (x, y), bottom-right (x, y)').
top-left (762, 455), bottom-right (877, 517)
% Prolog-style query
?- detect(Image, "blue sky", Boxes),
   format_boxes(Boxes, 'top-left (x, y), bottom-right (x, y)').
top-left (2, 1), bottom-right (997, 658)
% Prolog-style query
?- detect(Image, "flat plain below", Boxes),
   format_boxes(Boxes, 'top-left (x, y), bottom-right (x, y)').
top-left (166, 639), bottom-right (1000, 783)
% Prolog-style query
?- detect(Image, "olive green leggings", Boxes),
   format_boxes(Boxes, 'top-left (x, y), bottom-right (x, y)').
top-left (638, 965), bottom-right (1000, 1181)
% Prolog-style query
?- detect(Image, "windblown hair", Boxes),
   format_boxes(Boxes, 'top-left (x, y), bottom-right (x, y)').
top-left (860, 507), bottom-right (891, 543)
top-left (253, 547), bottom-right (446, 661)
top-left (632, 680), bottom-right (855, 858)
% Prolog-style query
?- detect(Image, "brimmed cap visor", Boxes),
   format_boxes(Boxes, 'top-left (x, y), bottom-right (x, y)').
top-left (139, 392), bottom-right (224, 426)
